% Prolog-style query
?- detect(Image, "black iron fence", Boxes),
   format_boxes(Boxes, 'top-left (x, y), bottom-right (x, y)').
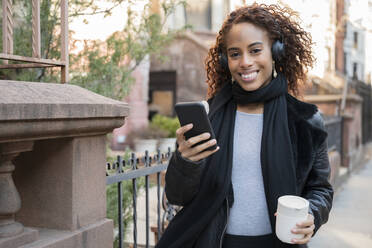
top-left (324, 115), bottom-right (343, 153)
top-left (355, 80), bottom-right (372, 144)
top-left (106, 149), bottom-right (178, 248)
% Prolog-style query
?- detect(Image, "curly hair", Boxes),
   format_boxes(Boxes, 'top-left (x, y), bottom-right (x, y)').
top-left (205, 3), bottom-right (314, 98)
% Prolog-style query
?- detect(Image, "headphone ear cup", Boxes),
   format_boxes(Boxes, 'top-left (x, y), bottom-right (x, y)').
top-left (219, 53), bottom-right (229, 71)
top-left (271, 40), bottom-right (285, 64)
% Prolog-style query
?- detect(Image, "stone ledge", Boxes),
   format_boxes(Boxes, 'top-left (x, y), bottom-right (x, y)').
top-left (0, 80), bottom-right (129, 120)
top-left (18, 219), bottom-right (113, 248)
top-left (0, 118), bottom-right (125, 143)
top-left (0, 228), bottom-right (39, 248)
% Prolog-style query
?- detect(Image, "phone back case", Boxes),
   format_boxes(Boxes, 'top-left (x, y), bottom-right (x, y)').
top-left (175, 102), bottom-right (217, 151)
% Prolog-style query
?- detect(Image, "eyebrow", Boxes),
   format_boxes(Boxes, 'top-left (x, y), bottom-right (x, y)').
top-left (227, 42), bottom-right (263, 52)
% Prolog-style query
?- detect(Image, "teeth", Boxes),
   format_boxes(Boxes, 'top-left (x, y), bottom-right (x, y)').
top-left (241, 71), bottom-right (258, 80)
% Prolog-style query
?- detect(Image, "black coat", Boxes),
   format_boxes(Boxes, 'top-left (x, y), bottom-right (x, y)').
top-left (165, 94), bottom-right (333, 248)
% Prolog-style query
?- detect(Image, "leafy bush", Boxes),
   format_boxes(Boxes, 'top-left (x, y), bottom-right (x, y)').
top-left (137, 124), bottom-right (169, 139)
top-left (151, 114), bottom-right (180, 138)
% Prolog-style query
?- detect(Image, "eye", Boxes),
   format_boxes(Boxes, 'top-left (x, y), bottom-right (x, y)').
top-left (228, 52), bottom-right (240, 58)
top-left (251, 48), bottom-right (262, 54)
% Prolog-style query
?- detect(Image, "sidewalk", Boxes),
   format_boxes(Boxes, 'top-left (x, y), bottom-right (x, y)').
top-left (309, 158), bottom-right (372, 248)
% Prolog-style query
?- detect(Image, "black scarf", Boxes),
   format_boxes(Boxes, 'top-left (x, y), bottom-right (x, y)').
top-left (157, 73), bottom-right (297, 248)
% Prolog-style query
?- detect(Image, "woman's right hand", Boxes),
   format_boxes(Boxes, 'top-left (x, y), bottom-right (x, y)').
top-left (176, 123), bottom-right (220, 162)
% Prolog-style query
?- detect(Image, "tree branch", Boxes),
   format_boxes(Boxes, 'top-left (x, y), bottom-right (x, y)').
top-left (69, 2), bottom-right (123, 18)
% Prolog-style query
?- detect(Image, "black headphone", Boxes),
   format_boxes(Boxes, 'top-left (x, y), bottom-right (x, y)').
top-left (218, 39), bottom-right (285, 71)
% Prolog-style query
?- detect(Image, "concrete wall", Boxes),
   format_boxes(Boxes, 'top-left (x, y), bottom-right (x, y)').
top-left (112, 59), bottom-right (150, 150)
top-left (0, 80), bottom-right (129, 248)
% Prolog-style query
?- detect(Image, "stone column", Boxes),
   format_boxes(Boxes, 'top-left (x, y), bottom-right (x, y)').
top-left (0, 142), bottom-right (33, 238)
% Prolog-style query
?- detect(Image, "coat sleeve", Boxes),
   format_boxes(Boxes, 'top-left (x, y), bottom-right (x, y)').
top-left (165, 97), bottom-right (214, 206)
top-left (165, 146), bottom-right (206, 206)
top-left (302, 112), bottom-right (334, 236)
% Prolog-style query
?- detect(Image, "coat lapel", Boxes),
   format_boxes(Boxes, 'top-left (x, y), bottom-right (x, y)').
top-left (286, 94), bottom-right (318, 193)
top-left (286, 94), bottom-right (328, 186)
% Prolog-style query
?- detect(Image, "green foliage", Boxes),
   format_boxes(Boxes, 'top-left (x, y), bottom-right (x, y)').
top-left (70, 38), bottom-right (136, 99)
top-left (151, 114), bottom-right (180, 138)
top-left (1, 0), bottom-right (188, 100)
top-left (70, 0), bottom-right (188, 100)
top-left (106, 178), bottom-right (145, 247)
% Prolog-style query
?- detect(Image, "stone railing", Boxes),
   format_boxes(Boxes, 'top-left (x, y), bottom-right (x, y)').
top-left (0, 80), bottom-right (129, 248)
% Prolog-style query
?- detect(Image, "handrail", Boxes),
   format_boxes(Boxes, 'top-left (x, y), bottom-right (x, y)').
top-left (1, 0), bottom-right (69, 83)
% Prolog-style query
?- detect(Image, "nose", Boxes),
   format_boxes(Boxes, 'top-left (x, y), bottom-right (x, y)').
top-left (240, 53), bottom-right (253, 68)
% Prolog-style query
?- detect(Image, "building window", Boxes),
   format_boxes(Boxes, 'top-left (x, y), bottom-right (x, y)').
top-left (353, 62), bottom-right (358, 80)
top-left (335, 47), bottom-right (338, 72)
top-left (326, 47), bottom-right (331, 71)
top-left (185, 0), bottom-right (212, 31)
top-left (353, 31), bottom-right (358, 49)
top-left (369, 3), bottom-right (372, 26)
top-left (344, 23), bottom-right (347, 38)
top-left (344, 52), bottom-right (347, 75)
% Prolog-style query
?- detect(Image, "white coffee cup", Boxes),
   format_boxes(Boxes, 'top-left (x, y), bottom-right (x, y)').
top-left (275, 195), bottom-right (309, 244)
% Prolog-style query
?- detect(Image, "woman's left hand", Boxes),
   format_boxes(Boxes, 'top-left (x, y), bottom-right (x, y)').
top-left (274, 212), bottom-right (315, 244)
top-left (290, 213), bottom-right (315, 244)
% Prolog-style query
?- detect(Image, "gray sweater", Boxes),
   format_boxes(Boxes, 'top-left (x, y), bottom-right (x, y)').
top-left (226, 111), bottom-right (272, 236)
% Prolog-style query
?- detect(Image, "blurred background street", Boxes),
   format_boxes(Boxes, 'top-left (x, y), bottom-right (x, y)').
top-left (309, 144), bottom-right (372, 248)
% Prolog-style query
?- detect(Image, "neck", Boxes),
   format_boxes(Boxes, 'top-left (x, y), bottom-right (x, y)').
top-left (237, 103), bottom-right (264, 114)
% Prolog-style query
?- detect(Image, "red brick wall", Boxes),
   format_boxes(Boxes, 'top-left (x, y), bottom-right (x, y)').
top-left (112, 61), bottom-right (150, 150)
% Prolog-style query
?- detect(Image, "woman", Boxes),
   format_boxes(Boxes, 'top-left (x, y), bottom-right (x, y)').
top-left (156, 4), bottom-right (333, 248)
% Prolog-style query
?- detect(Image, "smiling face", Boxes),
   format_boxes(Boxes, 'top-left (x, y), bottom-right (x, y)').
top-left (225, 22), bottom-right (274, 91)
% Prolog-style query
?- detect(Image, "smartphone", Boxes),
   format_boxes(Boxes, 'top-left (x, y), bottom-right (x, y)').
top-left (174, 101), bottom-right (217, 151)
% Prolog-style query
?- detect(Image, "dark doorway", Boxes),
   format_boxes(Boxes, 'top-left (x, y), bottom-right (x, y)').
top-left (149, 71), bottom-right (177, 119)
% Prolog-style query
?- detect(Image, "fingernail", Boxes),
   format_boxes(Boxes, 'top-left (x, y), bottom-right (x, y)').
top-left (188, 124), bottom-right (193, 128)
top-left (210, 139), bottom-right (216, 144)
